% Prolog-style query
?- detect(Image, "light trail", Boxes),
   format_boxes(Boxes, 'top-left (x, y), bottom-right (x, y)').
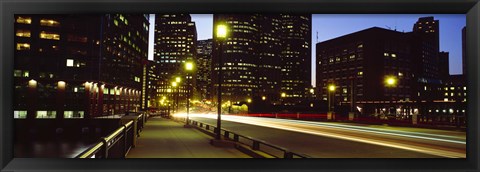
top-left (178, 112), bottom-right (466, 158)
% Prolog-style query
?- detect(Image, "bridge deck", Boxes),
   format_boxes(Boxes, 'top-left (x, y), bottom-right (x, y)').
top-left (126, 117), bottom-right (249, 158)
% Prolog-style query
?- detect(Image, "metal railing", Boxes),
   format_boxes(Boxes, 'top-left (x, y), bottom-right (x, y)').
top-left (76, 120), bottom-right (135, 158)
top-left (177, 117), bottom-right (310, 158)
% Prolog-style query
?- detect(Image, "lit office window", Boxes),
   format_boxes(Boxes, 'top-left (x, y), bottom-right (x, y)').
top-left (66, 59), bottom-right (74, 67)
top-left (16, 16), bottom-right (31, 24)
top-left (16, 43), bottom-right (30, 50)
top-left (40, 19), bottom-right (60, 27)
top-left (16, 30), bottom-right (31, 37)
top-left (64, 111), bottom-right (84, 118)
top-left (36, 111), bottom-right (56, 119)
top-left (14, 111), bottom-right (27, 119)
top-left (40, 31), bottom-right (60, 40)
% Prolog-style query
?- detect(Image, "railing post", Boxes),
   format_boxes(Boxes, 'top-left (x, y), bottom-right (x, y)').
top-left (224, 131), bottom-right (229, 138)
top-left (101, 137), bottom-right (108, 158)
top-left (252, 141), bottom-right (260, 150)
top-left (284, 152), bottom-right (293, 158)
top-left (233, 134), bottom-right (239, 142)
top-left (200, 123), bottom-right (203, 128)
top-left (123, 125), bottom-right (128, 158)
top-left (206, 125), bottom-right (209, 130)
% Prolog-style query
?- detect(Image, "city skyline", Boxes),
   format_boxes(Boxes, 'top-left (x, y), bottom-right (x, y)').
top-left (148, 14), bottom-right (465, 87)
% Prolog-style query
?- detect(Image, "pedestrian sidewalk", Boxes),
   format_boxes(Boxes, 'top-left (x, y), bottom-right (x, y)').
top-left (126, 117), bottom-right (249, 158)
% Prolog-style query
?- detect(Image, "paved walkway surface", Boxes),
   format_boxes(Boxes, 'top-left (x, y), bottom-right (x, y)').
top-left (126, 117), bottom-right (249, 158)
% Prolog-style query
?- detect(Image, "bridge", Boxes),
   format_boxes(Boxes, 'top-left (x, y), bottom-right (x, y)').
top-left (73, 112), bottom-right (465, 159)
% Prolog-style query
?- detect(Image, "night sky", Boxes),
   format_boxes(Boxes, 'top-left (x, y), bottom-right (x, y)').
top-left (148, 14), bottom-right (466, 87)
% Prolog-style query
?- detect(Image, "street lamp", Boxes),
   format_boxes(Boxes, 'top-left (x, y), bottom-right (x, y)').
top-left (215, 23), bottom-right (228, 140)
top-left (327, 84), bottom-right (336, 120)
top-left (384, 75), bottom-right (397, 115)
top-left (185, 61), bottom-right (195, 126)
top-left (172, 81), bottom-right (178, 113)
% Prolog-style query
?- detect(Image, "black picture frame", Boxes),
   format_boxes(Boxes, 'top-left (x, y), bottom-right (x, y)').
top-left (1, 0), bottom-right (479, 171)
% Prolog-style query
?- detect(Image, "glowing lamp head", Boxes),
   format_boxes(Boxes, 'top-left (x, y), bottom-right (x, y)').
top-left (185, 62), bottom-right (194, 71)
top-left (328, 84), bottom-right (336, 92)
top-left (247, 98), bottom-right (252, 103)
top-left (175, 77), bottom-right (181, 83)
top-left (281, 93), bottom-right (286, 98)
top-left (385, 76), bottom-right (397, 87)
top-left (216, 24), bottom-right (228, 39)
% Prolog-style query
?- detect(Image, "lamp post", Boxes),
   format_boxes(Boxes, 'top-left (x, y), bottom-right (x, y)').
top-left (327, 84), bottom-right (336, 120)
top-left (172, 81), bottom-right (178, 114)
top-left (185, 61), bottom-right (194, 126)
top-left (384, 76), bottom-right (397, 116)
top-left (215, 23), bottom-right (228, 140)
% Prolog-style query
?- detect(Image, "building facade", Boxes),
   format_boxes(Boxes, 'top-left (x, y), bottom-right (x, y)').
top-left (196, 39), bottom-right (213, 101)
top-left (154, 14), bottom-right (197, 110)
top-left (14, 14), bottom-right (149, 119)
top-left (316, 27), bottom-right (413, 115)
top-left (315, 16), bottom-right (467, 125)
top-left (212, 14), bottom-right (311, 104)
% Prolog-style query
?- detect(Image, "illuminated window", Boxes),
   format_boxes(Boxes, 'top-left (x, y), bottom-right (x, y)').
top-left (23, 71), bottom-right (29, 77)
top-left (16, 43), bottom-right (30, 50)
top-left (14, 70), bottom-right (22, 77)
top-left (40, 31), bottom-right (60, 40)
top-left (391, 54), bottom-right (397, 58)
top-left (66, 59), bottom-right (74, 67)
top-left (36, 111), bottom-right (56, 119)
top-left (14, 111), bottom-right (27, 119)
top-left (357, 71), bottom-right (363, 76)
top-left (16, 16), bottom-right (31, 24)
top-left (40, 19), bottom-right (60, 27)
top-left (16, 29), bottom-right (31, 37)
top-left (64, 111), bottom-right (84, 119)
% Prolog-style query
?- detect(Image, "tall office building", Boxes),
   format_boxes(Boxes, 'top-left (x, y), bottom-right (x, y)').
top-left (438, 51), bottom-right (450, 80)
top-left (212, 14), bottom-right (311, 104)
top-left (212, 14), bottom-right (260, 103)
top-left (411, 16), bottom-right (440, 80)
top-left (316, 27), bottom-right (413, 114)
top-left (196, 39), bottom-right (213, 101)
top-left (154, 14), bottom-right (197, 108)
top-left (14, 14), bottom-right (149, 119)
top-left (279, 14), bottom-right (312, 104)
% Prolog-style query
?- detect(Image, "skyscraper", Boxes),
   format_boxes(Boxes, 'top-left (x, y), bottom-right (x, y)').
top-left (279, 14), bottom-right (312, 104)
top-left (154, 14), bottom-right (197, 108)
top-left (196, 39), bottom-right (213, 101)
top-left (14, 14), bottom-right (149, 119)
top-left (212, 14), bottom-right (311, 104)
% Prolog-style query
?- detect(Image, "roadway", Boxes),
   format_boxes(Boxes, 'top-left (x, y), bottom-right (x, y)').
top-left (181, 113), bottom-right (466, 158)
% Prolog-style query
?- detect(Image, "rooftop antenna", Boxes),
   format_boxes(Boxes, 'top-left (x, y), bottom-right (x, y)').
top-left (385, 25), bottom-right (391, 30)
top-left (316, 31), bottom-right (319, 43)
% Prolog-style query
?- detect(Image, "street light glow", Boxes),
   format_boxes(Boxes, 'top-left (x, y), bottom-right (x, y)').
top-left (172, 82), bottom-right (177, 87)
top-left (185, 61), bottom-right (194, 71)
top-left (385, 76), bottom-right (397, 87)
top-left (216, 24), bottom-right (228, 39)
top-left (176, 77), bottom-right (181, 83)
top-left (281, 92), bottom-right (286, 98)
top-left (328, 84), bottom-right (336, 92)
top-left (262, 96), bottom-right (266, 100)
top-left (247, 98), bottom-right (252, 103)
